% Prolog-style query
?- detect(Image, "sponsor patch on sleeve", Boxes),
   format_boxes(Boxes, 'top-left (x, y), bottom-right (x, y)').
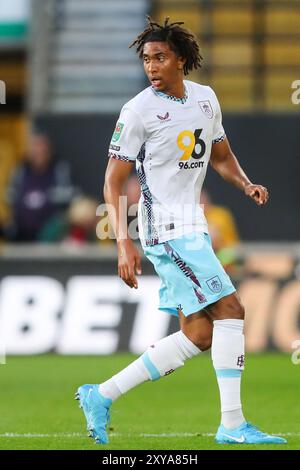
top-left (112, 122), bottom-right (124, 142)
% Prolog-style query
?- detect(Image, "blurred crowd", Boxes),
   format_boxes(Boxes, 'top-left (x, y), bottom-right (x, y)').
top-left (0, 131), bottom-right (103, 246)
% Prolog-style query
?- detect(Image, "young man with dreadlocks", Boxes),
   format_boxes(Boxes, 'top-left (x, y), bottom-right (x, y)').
top-left (76, 17), bottom-right (286, 446)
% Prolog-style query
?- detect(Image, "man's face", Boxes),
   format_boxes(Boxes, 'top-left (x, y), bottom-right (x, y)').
top-left (143, 41), bottom-right (184, 93)
top-left (28, 135), bottom-right (52, 171)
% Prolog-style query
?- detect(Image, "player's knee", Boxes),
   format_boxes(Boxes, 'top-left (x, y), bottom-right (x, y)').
top-left (234, 300), bottom-right (245, 320)
top-left (224, 299), bottom-right (245, 320)
top-left (182, 330), bottom-right (212, 351)
top-left (197, 336), bottom-right (212, 351)
top-left (212, 295), bottom-right (245, 320)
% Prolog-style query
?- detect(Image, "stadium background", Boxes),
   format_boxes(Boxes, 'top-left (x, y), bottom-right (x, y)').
top-left (0, 0), bottom-right (299, 451)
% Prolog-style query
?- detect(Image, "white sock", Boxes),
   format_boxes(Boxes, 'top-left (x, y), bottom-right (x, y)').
top-left (211, 319), bottom-right (246, 430)
top-left (99, 331), bottom-right (201, 401)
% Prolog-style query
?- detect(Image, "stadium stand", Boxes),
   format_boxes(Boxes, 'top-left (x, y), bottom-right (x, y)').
top-left (153, 0), bottom-right (300, 111)
top-left (29, 0), bottom-right (148, 114)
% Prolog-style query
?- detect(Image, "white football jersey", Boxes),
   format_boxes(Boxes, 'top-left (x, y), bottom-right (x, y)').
top-left (108, 80), bottom-right (225, 246)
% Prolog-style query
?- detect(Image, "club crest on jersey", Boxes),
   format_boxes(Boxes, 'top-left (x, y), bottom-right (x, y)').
top-left (156, 112), bottom-right (171, 122)
top-left (206, 275), bottom-right (222, 293)
top-left (198, 100), bottom-right (213, 119)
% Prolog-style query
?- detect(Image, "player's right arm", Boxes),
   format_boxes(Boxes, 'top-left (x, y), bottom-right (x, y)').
top-left (104, 158), bottom-right (142, 289)
top-left (104, 106), bottom-right (145, 289)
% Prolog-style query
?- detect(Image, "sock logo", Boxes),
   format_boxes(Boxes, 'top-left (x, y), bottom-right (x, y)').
top-left (237, 355), bottom-right (245, 367)
top-left (164, 369), bottom-right (175, 376)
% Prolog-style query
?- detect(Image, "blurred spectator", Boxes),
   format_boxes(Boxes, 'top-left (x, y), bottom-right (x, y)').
top-left (200, 189), bottom-right (240, 273)
top-left (5, 132), bottom-right (76, 241)
top-left (0, 140), bottom-right (16, 242)
top-left (39, 196), bottom-right (99, 244)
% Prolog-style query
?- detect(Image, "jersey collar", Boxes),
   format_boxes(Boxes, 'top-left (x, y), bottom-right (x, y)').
top-left (151, 84), bottom-right (188, 104)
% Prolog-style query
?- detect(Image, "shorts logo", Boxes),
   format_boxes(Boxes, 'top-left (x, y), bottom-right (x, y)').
top-left (198, 100), bottom-right (213, 119)
top-left (112, 122), bottom-right (124, 142)
top-left (206, 275), bottom-right (222, 293)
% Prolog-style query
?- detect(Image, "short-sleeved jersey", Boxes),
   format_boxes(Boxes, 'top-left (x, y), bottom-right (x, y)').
top-left (108, 80), bottom-right (226, 247)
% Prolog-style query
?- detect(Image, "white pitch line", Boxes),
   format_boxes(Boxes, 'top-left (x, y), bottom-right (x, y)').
top-left (0, 432), bottom-right (299, 439)
top-left (141, 432), bottom-right (300, 438)
top-left (139, 433), bottom-right (215, 437)
top-left (0, 433), bottom-right (85, 438)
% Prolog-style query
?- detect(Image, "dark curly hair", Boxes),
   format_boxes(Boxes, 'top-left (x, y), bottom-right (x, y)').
top-left (129, 16), bottom-right (203, 76)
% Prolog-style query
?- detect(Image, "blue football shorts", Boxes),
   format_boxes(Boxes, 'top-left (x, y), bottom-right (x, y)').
top-left (143, 231), bottom-right (236, 317)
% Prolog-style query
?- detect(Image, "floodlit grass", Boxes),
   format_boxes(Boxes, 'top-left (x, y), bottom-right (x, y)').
top-left (0, 353), bottom-right (298, 450)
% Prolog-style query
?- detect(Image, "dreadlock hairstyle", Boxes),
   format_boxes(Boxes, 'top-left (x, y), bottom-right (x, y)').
top-left (129, 16), bottom-right (203, 76)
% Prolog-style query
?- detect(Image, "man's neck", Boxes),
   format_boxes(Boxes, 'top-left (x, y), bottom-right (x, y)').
top-left (164, 82), bottom-right (185, 99)
top-left (152, 82), bottom-right (188, 104)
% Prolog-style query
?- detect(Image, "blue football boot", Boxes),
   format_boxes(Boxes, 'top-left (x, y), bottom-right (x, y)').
top-left (215, 422), bottom-right (287, 444)
top-left (75, 384), bottom-right (112, 444)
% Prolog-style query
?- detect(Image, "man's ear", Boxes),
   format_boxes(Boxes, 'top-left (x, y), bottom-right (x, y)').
top-left (178, 57), bottom-right (186, 70)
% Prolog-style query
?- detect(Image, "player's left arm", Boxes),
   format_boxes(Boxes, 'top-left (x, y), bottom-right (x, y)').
top-left (210, 137), bottom-right (269, 206)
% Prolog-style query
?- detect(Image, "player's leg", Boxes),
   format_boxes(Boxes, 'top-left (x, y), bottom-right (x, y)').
top-left (95, 242), bottom-right (213, 407)
top-left (179, 308), bottom-right (213, 351)
top-left (98, 328), bottom-right (201, 400)
top-left (76, 310), bottom-right (212, 444)
top-left (206, 292), bottom-right (246, 430)
top-left (207, 292), bottom-right (286, 444)
top-left (98, 309), bottom-right (212, 399)
top-left (76, 238), bottom-right (209, 444)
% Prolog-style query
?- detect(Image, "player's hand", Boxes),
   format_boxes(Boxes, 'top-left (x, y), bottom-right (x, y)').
top-left (117, 239), bottom-right (142, 289)
top-left (244, 183), bottom-right (269, 206)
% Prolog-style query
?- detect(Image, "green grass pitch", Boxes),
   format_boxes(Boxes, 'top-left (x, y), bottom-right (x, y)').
top-left (0, 353), bottom-right (299, 450)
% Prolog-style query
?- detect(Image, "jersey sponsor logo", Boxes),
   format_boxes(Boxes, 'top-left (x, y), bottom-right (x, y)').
top-left (156, 112), bottom-right (170, 122)
top-left (206, 275), bottom-right (222, 293)
top-left (198, 100), bottom-right (213, 119)
top-left (112, 122), bottom-right (124, 142)
top-left (178, 161), bottom-right (204, 170)
top-left (177, 129), bottom-right (206, 170)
